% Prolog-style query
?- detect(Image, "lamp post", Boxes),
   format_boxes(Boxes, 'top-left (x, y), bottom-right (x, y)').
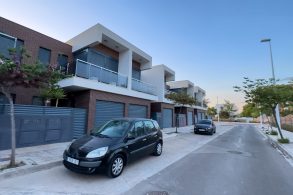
top-left (260, 38), bottom-right (281, 129)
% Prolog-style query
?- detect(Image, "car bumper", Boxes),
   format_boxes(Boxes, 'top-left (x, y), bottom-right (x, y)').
top-left (194, 128), bottom-right (213, 133)
top-left (63, 152), bottom-right (103, 174)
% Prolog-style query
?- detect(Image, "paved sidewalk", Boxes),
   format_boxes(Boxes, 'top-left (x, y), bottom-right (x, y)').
top-left (0, 124), bottom-right (231, 180)
top-left (258, 124), bottom-right (293, 159)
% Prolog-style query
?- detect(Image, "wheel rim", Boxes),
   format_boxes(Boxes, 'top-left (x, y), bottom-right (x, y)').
top-left (112, 157), bottom-right (123, 175)
top-left (157, 143), bottom-right (162, 155)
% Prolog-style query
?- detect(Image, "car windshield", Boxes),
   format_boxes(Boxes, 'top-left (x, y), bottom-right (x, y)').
top-left (91, 120), bottom-right (131, 138)
top-left (198, 120), bottom-right (212, 125)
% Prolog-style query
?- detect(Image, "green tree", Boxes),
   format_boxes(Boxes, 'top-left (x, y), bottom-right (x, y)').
top-left (207, 107), bottom-right (217, 117)
top-left (165, 92), bottom-right (196, 133)
top-left (223, 100), bottom-right (237, 118)
top-left (0, 48), bottom-right (59, 167)
top-left (40, 64), bottom-right (66, 107)
top-left (241, 103), bottom-right (259, 118)
top-left (234, 77), bottom-right (293, 139)
top-left (219, 110), bottom-right (230, 119)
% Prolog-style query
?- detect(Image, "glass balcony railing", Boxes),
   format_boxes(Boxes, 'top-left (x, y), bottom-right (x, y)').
top-left (132, 78), bottom-right (156, 95)
top-left (75, 59), bottom-right (128, 88)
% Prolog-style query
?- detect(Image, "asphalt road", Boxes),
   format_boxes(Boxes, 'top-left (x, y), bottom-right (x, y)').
top-left (125, 125), bottom-right (293, 195)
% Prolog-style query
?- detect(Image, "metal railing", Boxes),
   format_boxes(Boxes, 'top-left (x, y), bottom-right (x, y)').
top-left (75, 59), bottom-right (128, 88)
top-left (132, 78), bottom-right (156, 95)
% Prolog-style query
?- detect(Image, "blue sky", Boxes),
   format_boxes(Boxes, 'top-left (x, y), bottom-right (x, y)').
top-left (1, 0), bottom-right (293, 110)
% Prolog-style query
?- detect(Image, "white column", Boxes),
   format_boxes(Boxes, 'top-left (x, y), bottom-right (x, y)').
top-left (118, 50), bottom-right (132, 90)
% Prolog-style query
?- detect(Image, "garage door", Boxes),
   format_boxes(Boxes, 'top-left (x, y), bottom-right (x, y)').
top-left (128, 104), bottom-right (147, 118)
top-left (95, 101), bottom-right (124, 127)
top-left (187, 111), bottom-right (193, 126)
top-left (163, 108), bottom-right (173, 128)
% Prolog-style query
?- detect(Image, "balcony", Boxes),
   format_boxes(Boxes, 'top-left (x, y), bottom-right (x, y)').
top-left (75, 59), bottom-right (128, 88)
top-left (132, 78), bottom-right (156, 95)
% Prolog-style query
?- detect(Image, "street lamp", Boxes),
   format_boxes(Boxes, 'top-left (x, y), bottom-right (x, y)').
top-left (260, 38), bottom-right (281, 128)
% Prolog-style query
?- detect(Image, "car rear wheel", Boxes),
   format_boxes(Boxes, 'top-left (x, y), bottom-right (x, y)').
top-left (153, 142), bottom-right (162, 156)
top-left (107, 154), bottom-right (124, 178)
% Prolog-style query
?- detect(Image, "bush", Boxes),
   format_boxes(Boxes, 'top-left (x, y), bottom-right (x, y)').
top-left (278, 138), bottom-right (290, 144)
top-left (270, 130), bottom-right (278, 135)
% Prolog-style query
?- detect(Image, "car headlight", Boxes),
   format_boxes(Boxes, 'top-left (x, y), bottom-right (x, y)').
top-left (86, 147), bottom-right (108, 158)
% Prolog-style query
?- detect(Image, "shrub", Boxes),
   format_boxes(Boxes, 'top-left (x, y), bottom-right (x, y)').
top-left (278, 138), bottom-right (290, 144)
top-left (270, 130), bottom-right (278, 135)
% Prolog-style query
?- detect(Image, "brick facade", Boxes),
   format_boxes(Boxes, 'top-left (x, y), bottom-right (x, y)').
top-left (0, 17), bottom-right (73, 105)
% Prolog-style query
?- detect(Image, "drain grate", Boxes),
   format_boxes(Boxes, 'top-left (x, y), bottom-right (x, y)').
top-left (146, 191), bottom-right (169, 195)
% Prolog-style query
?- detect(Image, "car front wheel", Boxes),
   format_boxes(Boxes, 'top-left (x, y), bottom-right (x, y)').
top-left (107, 154), bottom-right (124, 178)
top-left (153, 142), bottom-right (162, 156)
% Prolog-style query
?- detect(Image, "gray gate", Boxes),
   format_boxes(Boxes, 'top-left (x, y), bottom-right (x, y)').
top-left (95, 100), bottom-right (124, 127)
top-left (163, 108), bottom-right (173, 128)
top-left (0, 104), bottom-right (87, 150)
top-left (187, 111), bottom-right (193, 126)
top-left (177, 114), bottom-right (186, 127)
top-left (128, 104), bottom-right (147, 118)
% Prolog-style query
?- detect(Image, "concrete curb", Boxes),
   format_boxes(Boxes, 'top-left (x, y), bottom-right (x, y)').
top-left (0, 160), bottom-right (62, 180)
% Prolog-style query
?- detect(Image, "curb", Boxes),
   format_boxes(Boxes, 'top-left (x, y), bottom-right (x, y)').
top-left (260, 130), bottom-right (293, 160)
top-left (0, 160), bottom-right (62, 180)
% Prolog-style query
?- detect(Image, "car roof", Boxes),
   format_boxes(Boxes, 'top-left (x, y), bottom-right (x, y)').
top-left (111, 118), bottom-right (154, 122)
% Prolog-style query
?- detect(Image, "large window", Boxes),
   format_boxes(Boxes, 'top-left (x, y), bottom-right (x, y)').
top-left (0, 32), bottom-right (16, 58)
top-left (132, 68), bottom-right (141, 80)
top-left (38, 47), bottom-right (51, 66)
top-left (57, 54), bottom-right (68, 71)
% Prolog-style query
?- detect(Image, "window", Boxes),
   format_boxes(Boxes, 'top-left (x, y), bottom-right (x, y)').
top-left (32, 96), bottom-right (44, 106)
top-left (57, 54), bottom-right (68, 71)
top-left (0, 32), bottom-right (16, 58)
top-left (132, 68), bottom-right (141, 80)
top-left (144, 120), bottom-right (157, 134)
top-left (38, 47), bottom-right (51, 66)
top-left (133, 121), bottom-right (145, 137)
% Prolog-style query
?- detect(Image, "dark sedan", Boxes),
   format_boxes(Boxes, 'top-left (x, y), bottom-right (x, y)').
top-left (63, 118), bottom-right (163, 178)
top-left (194, 119), bottom-right (216, 135)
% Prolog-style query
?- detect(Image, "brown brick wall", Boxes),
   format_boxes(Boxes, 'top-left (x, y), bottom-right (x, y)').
top-left (0, 17), bottom-right (73, 64)
top-left (72, 89), bottom-right (152, 133)
top-left (0, 17), bottom-right (73, 105)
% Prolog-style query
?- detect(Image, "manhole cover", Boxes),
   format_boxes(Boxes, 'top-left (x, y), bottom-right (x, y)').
top-left (227, 150), bottom-right (243, 155)
top-left (146, 191), bottom-right (169, 195)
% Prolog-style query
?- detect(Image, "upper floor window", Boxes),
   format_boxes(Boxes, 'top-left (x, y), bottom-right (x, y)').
top-left (38, 47), bottom-right (51, 66)
top-left (132, 68), bottom-right (141, 80)
top-left (58, 54), bottom-right (68, 71)
top-left (0, 32), bottom-right (17, 58)
top-left (32, 96), bottom-right (44, 106)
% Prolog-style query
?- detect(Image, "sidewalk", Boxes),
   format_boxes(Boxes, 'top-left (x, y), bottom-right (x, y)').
top-left (0, 124), bottom-right (232, 180)
top-left (258, 124), bottom-right (293, 159)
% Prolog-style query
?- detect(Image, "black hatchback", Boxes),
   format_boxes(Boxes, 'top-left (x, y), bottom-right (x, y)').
top-left (63, 118), bottom-right (163, 178)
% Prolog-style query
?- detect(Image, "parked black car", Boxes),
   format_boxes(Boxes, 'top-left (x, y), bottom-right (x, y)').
top-left (194, 119), bottom-right (216, 135)
top-left (63, 118), bottom-right (163, 178)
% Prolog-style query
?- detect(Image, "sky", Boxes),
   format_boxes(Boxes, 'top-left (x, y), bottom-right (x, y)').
top-left (1, 0), bottom-right (293, 111)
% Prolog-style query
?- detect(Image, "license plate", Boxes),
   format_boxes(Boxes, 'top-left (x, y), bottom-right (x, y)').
top-left (67, 157), bottom-right (79, 165)
top-left (198, 129), bottom-right (206, 131)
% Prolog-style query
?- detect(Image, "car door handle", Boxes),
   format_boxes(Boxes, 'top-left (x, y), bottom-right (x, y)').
top-left (142, 138), bottom-right (147, 141)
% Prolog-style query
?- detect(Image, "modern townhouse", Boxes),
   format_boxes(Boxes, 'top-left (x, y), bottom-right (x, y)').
top-left (140, 64), bottom-right (176, 128)
top-left (58, 23), bottom-right (158, 131)
top-left (166, 80), bottom-right (207, 126)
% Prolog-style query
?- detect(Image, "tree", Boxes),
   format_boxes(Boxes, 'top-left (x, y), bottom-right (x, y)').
top-left (0, 48), bottom-right (60, 167)
top-left (40, 64), bottom-right (66, 107)
top-left (207, 107), bottom-right (217, 117)
top-left (223, 100), bottom-right (237, 118)
top-left (165, 92), bottom-right (196, 133)
top-left (241, 103), bottom-right (259, 118)
top-left (234, 77), bottom-right (293, 139)
top-left (219, 110), bottom-right (230, 119)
